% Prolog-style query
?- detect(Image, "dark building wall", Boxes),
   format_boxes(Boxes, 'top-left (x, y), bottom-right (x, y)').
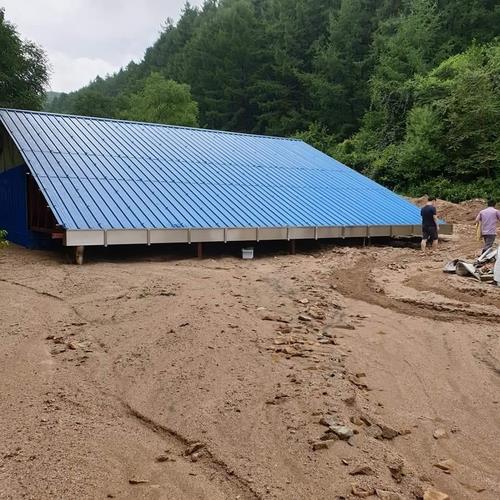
top-left (0, 165), bottom-right (55, 248)
top-left (0, 125), bottom-right (57, 248)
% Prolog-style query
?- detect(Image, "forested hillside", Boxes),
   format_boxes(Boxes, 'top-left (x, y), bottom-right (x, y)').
top-left (34, 1), bottom-right (500, 199)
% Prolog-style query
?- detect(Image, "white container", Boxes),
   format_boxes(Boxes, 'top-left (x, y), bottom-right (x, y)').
top-left (242, 247), bottom-right (254, 259)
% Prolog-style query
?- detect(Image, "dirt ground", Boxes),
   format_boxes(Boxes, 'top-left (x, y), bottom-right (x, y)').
top-left (1, 201), bottom-right (499, 500)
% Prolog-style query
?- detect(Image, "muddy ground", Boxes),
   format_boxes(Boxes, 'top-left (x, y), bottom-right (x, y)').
top-left (1, 201), bottom-right (499, 500)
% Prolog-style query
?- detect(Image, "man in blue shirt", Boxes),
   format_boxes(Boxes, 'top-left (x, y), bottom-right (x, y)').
top-left (421, 197), bottom-right (438, 252)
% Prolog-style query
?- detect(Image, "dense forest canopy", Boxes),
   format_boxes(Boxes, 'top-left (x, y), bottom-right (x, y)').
top-left (2, 2), bottom-right (499, 202)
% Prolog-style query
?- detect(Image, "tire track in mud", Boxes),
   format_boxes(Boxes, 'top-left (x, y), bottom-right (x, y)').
top-left (329, 257), bottom-right (500, 324)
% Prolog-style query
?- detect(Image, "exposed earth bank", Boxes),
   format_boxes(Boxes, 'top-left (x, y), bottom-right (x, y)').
top-left (0, 200), bottom-right (499, 500)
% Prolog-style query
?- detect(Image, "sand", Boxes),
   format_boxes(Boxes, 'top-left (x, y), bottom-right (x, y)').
top-left (0, 213), bottom-right (499, 499)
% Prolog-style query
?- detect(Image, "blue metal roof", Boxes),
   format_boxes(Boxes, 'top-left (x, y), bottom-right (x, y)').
top-left (0, 108), bottom-right (423, 230)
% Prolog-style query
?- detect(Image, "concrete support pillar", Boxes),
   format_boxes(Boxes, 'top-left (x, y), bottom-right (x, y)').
top-left (197, 242), bottom-right (203, 259)
top-left (75, 245), bottom-right (84, 265)
top-left (289, 239), bottom-right (296, 255)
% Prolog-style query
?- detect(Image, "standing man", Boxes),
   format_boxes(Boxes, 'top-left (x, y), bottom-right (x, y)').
top-left (475, 199), bottom-right (500, 253)
top-left (421, 196), bottom-right (439, 252)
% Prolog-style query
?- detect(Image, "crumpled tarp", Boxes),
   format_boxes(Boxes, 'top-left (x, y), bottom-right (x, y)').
top-left (444, 245), bottom-right (499, 285)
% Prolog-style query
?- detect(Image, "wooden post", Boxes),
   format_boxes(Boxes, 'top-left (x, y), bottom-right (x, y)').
top-left (289, 240), bottom-right (296, 255)
top-left (75, 246), bottom-right (84, 265)
top-left (197, 242), bottom-right (203, 259)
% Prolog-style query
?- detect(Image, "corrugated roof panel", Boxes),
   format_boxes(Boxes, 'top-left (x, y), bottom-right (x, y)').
top-left (0, 108), bottom-right (424, 231)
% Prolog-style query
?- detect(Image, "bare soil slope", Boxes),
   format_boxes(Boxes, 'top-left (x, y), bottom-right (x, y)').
top-left (1, 218), bottom-right (499, 499)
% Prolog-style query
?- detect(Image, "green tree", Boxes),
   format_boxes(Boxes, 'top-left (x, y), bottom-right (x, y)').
top-left (0, 8), bottom-right (49, 109)
top-left (121, 73), bottom-right (199, 126)
top-left (306, 0), bottom-right (379, 139)
top-left (0, 229), bottom-right (8, 247)
top-left (184, 0), bottom-right (264, 131)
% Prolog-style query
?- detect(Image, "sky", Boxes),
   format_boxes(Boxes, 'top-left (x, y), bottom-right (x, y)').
top-left (2, 0), bottom-right (203, 93)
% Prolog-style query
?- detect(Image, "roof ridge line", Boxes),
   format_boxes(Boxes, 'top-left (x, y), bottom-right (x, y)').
top-left (0, 107), bottom-right (302, 142)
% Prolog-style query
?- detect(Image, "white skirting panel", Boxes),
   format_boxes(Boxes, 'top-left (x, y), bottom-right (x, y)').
top-left (63, 224), bottom-right (453, 247)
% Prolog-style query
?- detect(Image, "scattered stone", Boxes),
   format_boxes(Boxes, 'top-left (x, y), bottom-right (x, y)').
top-left (423, 487), bottom-right (450, 500)
top-left (298, 298), bottom-right (309, 304)
top-left (376, 489), bottom-right (402, 500)
top-left (380, 424), bottom-right (399, 440)
top-left (308, 308), bottom-right (325, 320)
top-left (190, 452), bottom-right (202, 462)
top-left (388, 461), bottom-right (404, 482)
top-left (298, 314), bottom-right (313, 322)
top-left (66, 341), bottom-right (78, 350)
top-left (319, 416), bottom-right (336, 428)
top-left (359, 415), bottom-right (372, 426)
top-left (185, 442), bottom-right (204, 456)
top-left (348, 376), bottom-right (368, 390)
top-left (329, 424), bottom-right (354, 440)
top-left (156, 455), bottom-right (170, 462)
top-left (343, 394), bottom-right (356, 406)
top-left (312, 440), bottom-right (331, 451)
top-left (262, 314), bottom-right (289, 323)
top-left (319, 430), bottom-right (338, 441)
top-left (351, 484), bottom-right (375, 498)
top-left (335, 323), bottom-right (355, 330)
top-left (350, 416), bottom-right (364, 426)
top-left (434, 459), bottom-right (454, 472)
top-left (433, 428), bottom-right (447, 439)
top-left (349, 465), bottom-right (374, 476)
top-left (129, 479), bottom-right (149, 485)
top-left (366, 425), bottom-right (383, 439)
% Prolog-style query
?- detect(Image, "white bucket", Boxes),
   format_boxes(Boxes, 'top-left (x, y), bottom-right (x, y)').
top-left (242, 247), bottom-right (254, 259)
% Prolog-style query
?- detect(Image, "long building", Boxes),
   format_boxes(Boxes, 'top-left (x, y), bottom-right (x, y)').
top-left (0, 109), bottom-right (451, 262)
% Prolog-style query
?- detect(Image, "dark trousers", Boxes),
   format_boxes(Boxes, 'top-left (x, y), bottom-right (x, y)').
top-left (482, 234), bottom-right (496, 253)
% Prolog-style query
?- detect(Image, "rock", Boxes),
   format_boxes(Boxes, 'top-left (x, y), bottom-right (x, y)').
top-left (329, 424), bottom-right (354, 440)
top-left (388, 461), bottom-right (404, 482)
top-left (308, 308), bottom-right (326, 320)
top-left (312, 440), bottom-right (334, 451)
top-left (66, 341), bottom-right (78, 350)
top-left (190, 452), bottom-right (202, 462)
top-left (349, 465), bottom-right (374, 476)
top-left (433, 428), bottom-right (447, 439)
top-left (366, 424), bottom-right (383, 439)
top-left (350, 416), bottom-right (364, 426)
top-left (129, 479), bottom-right (149, 485)
top-left (185, 442), bottom-right (204, 456)
top-left (298, 314), bottom-right (313, 322)
top-left (348, 376), bottom-right (368, 390)
top-left (423, 487), bottom-right (450, 500)
top-left (320, 430), bottom-right (338, 441)
top-left (343, 394), bottom-right (356, 406)
top-left (376, 489), bottom-right (402, 500)
top-left (359, 415), bottom-right (372, 426)
top-left (156, 455), bottom-right (170, 462)
top-left (351, 484), bottom-right (375, 498)
top-left (380, 424), bottom-right (399, 440)
top-left (434, 459), bottom-right (454, 472)
top-left (262, 314), bottom-right (289, 323)
top-left (319, 416), bottom-right (337, 427)
top-left (298, 298), bottom-right (309, 304)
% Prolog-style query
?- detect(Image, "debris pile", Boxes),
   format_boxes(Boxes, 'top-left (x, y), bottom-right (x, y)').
top-left (444, 246), bottom-right (499, 285)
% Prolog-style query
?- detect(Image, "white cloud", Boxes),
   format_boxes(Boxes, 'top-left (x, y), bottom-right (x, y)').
top-left (1, 0), bottom-right (203, 92)
top-left (48, 52), bottom-right (132, 92)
